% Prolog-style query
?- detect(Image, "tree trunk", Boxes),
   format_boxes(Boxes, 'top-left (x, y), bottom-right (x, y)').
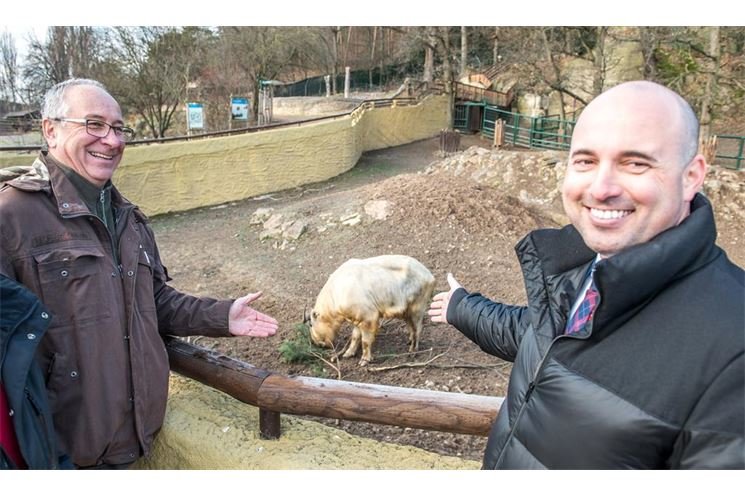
top-left (423, 27), bottom-right (435, 82)
top-left (541, 28), bottom-right (566, 121)
top-left (369, 26), bottom-right (377, 89)
top-left (460, 26), bottom-right (467, 76)
top-left (440, 27), bottom-right (453, 87)
top-left (591, 27), bottom-right (608, 97)
top-left (699, 26), bottom-right (720, 148)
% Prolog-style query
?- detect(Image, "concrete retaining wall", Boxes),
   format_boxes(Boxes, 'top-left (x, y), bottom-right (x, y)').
top-left (0, 95), bottom-right (450, 217)
top-left (134, 375), bottom-right (480, 469)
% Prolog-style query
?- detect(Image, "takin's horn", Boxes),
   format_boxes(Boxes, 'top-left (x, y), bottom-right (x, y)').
top-left (302, 306), bottom-right (310, 325)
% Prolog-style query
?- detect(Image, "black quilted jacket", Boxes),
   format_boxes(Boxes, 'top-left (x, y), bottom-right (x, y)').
top-left (448, 194), bottom-right (745, 469)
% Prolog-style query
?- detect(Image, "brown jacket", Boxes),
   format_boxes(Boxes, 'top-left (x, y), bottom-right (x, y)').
top-left (0, 154), bottom-right (233, 467)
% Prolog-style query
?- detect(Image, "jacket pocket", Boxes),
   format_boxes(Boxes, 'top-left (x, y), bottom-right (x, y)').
top-left (34, 246), bottom-right (112, 327)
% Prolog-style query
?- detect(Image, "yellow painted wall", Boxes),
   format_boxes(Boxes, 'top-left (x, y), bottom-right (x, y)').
top-left (134, 374), bottom-right (480, 470)
top-left (0, 95), bottom-right (450, 217)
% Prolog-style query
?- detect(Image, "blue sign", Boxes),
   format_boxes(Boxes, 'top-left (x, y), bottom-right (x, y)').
top-left (187, 102), bottom-right (204, 129)
top-left (231, 97), bottom-right (249, 121)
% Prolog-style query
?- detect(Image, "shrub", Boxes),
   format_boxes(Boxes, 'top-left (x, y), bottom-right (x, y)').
top-left (278, 322), bottom-right (329, 366)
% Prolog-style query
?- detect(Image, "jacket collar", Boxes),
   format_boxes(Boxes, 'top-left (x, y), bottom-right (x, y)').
top-left (516, 193), bottom-right (720, 341)
top-left (8, 153), bottom-right (134, 219)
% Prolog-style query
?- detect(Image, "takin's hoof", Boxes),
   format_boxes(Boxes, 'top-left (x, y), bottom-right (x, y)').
top-left (358, 358), bottom-right (370, 367)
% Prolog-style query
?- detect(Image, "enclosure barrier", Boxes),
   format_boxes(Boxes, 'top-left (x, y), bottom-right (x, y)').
top-left (453, 102), bottom-right (745, 170)
top-left (0, 98), bottom-right (420, 152)
top-left (165, 337), bottom-right (503, 439)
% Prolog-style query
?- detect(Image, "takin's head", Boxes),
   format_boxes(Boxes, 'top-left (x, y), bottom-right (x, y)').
top-left (305, 309), bottom-right (337, 348)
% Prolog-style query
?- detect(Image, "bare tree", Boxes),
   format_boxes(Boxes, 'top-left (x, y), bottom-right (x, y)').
top-left (460, 27), bottom-right (468, 77)
top-left (422, 27), bottom-right (436, 82)
top-left (21, 26), bottom-right (103, 105)
top-left (0, 31), bottom-right (19, 104)
top-left (106, 27), bottom-right (212, 138)
top-left (213, 27), bottom-right (304, 124)
top-left (699, 26), bottom-right (720, 144)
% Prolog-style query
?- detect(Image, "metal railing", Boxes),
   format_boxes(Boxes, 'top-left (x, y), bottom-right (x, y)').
top-left (481, 106), bottom-right (575, 150)
top-left (165, 337), bottom-right (502, 440)
top-left (715, 135), bottom-right (745, 170)
top-left (454, 103), bottom-right (744, 169)
top-left (0, 97), bottom-right (422, 153)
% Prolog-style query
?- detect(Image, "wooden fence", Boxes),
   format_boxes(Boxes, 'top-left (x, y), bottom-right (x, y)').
top-left (165, 337), bottom-right (503, 440)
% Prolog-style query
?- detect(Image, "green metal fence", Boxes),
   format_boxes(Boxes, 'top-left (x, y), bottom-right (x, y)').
top-left (480, 106), bottom-right (575, 150)
top-left (715, 135), bottom-right (745, 170)
top-left (273, 63), bottom-right (415, 97)
top-left (454, 103), bottom-right (743, 170)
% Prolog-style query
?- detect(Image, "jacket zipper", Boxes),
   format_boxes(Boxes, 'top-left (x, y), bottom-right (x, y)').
top-left (25, 388), bottom-right (58, 468)
top-left (492, 331), bottom-right (581, 468)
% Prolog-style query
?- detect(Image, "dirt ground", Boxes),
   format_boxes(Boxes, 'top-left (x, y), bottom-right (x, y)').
top-left (151, 134), bottom-right (745, 462)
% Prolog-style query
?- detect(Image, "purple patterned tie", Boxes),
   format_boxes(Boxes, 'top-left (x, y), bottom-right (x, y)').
top-left (565, 281), bottom-right (599, 335)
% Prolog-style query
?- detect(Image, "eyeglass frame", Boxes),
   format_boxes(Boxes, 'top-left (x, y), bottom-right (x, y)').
top-left (51, 117), bottom-right (135, 143)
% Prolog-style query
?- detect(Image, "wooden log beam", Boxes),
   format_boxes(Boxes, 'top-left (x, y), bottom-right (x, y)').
top-left (166, 337), bottom-right (271, 406)
top-left (258, 374), bottom-right (502, 436)
top-left (165, 337), bottom-right (502, 437)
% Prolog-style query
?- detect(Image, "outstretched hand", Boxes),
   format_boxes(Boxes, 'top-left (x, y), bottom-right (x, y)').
top-left (428, 273), bottom-right (463, 324)
top-left (228, 292), bottom-right (279, 338)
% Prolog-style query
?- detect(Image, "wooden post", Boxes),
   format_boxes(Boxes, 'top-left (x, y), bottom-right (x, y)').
top-left (699, 135), bottom-right (717, 165)
top-left (344, 66), bottom-right (351, 98)
top-left (259, 409), bottom-right (281, 439)
top-left (493, 119), bottom-right (505, 148)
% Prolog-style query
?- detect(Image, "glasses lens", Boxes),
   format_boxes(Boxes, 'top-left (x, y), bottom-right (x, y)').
top-left (85, 120), bottom-right (109, 138)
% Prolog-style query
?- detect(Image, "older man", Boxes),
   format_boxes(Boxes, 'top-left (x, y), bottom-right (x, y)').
top-left (0, 78), bottom-right (278, 468)
top-left (429, 81), bottom-right (744, 469)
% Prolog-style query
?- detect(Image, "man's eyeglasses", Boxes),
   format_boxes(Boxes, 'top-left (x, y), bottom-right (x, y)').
top-left (52, 118), bottom-right (135, 143)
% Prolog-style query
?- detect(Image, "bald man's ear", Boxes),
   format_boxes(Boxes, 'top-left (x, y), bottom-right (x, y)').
top-left (42, 119), bottom-right (58, 149)
top-left (682, 154), bottom-right (707, 201)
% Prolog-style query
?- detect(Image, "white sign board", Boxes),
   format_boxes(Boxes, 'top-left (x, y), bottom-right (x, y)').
top-left (231, 97), bottom-right (249, 121)
top-left (187, 102), bottom-right (204, 130)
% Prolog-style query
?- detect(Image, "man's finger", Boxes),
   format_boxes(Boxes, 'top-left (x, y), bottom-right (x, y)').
top-left (431, 291), bottom-right (448, 302)
top-left (242, 291), bottom-right (263, 304)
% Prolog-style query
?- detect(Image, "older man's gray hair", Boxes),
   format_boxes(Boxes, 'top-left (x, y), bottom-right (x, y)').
top-left (41, 78), bottom-right (109, 119)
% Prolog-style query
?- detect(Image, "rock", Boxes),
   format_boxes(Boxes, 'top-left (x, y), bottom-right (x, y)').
top-left (341, 216), bottom-right (361, 226)
top-left (259, 227), bottom-right (283, 241)
top-left (249, 207), bottom-right (274, 225)
top-left (364, 200), bottom-right (391, 220)
top-left (340, 212), bottom-right (361, 226)
top-left (283, 220), bottom-right (307, 240)
top-left (263, 213), bottom-right (284, 230)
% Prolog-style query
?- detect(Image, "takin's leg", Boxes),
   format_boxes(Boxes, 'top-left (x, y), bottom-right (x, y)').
top-left (342, 326), bottom-right (362, 359)
top-left (405, 305), bottom-right (426, 352)
top-left (358, 320), bottom-right (379, 367)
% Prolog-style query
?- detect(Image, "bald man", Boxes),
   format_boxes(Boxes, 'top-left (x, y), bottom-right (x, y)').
top-left (429, 81), bottom-right (744, 469)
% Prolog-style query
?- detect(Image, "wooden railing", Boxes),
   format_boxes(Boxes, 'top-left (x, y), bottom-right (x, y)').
top-left (454, 82), bottom-right (514, 108)
top-left (165, 337), bottom-right (503, 440)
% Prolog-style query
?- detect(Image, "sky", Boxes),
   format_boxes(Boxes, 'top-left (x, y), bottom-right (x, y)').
top-left (2, 0), bottom-right (725, 62)
top-left (3, 0), bottom-right (728, 53)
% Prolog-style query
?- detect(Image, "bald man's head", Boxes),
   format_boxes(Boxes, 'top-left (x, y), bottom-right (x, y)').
top-left (563, 80), bottom-right (708, 257)
top-left (579, 81), bottom-right (700, 166)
